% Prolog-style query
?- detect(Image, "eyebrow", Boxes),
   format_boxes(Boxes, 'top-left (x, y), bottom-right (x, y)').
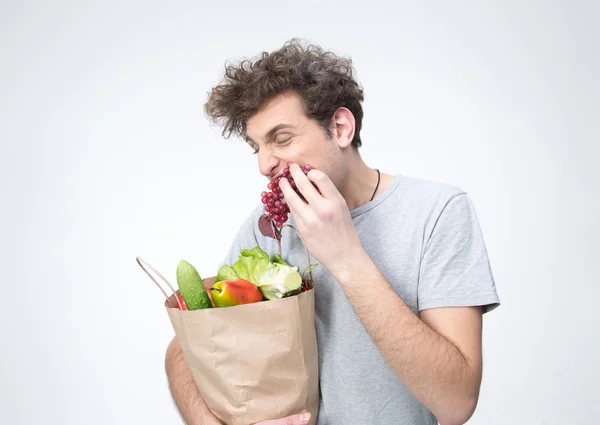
top-left (246, 124), bottom-right (294, 145)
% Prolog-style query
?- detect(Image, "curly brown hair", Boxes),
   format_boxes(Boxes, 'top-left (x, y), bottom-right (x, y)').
top-left (204, 39), bottom-right (365, 148)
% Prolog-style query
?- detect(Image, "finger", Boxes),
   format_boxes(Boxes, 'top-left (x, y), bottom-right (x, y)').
top-left (279, 177), bottom-right (314, 221)
top-left (289, 163), bottom-right (322, 205)
top-left (254, 412), bottom-right (311, 425)
top-left (306, 169), bottom-right (340, 200)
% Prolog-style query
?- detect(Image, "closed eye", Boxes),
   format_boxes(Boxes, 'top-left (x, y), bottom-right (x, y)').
top-left (275, 137), bottom-right (292, 146)
top-left (250, 136), bottom-right (291, 155)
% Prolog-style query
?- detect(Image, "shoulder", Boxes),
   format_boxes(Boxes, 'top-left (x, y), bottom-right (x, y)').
top-left (241, 202), bottom-right (267, 231)
top-left (387, 175), bottom-right (484, 243)
top-left (219, 203), bottom-right (268, 267)
top-left (230, 202), bottom-right (269, 244)
top-left (391, 174), bottom-right (471, 216)
top-left (397, 175), bottom-right (467, 203)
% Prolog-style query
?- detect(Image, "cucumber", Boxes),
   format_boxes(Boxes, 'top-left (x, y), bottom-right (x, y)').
top-left (176, 260), bottom-right (212, 310)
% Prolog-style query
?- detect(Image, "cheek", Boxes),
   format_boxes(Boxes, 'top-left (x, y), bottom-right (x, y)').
top-left (275, 138), bottom-right (335, 171)
top-left (275, 143), bottom-right (308, 164)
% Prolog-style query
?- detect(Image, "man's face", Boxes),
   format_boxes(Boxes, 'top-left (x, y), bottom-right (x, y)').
top-left (245, 92), bottom-right (341, 181)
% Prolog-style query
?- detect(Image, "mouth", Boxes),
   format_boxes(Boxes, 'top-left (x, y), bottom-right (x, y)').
top-left (269, 166), bottom-right (289, 181)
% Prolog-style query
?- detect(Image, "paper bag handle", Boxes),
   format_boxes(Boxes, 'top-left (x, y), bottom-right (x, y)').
top-left (136, 256), bottom-right (184, 310)
top-left (281, 224), bottom-right (314, 285)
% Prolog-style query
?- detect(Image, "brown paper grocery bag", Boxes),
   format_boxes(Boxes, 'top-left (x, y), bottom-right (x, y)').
top-left (137, 257), bottom-right (320, 425)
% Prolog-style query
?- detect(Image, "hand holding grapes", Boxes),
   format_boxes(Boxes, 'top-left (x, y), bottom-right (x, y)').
top-left (263, 162), bottom-right (366, 278)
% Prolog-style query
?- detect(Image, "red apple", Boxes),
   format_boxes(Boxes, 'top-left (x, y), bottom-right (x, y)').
top-left (210, 279), bottom-right (263, 307)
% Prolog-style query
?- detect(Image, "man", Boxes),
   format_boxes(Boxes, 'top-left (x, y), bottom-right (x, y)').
top-left (165, 39), bottom-right (500, 425)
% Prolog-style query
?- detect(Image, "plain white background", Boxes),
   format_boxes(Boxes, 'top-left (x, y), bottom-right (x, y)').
top-left (1, 1), bottom-right (598, 424)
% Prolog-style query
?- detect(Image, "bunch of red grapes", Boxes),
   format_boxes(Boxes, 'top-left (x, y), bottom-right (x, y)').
top-left (261, 163), bottom-right (313, 228)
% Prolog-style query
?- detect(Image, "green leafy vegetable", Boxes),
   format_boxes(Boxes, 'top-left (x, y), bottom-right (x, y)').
top-left (271, 253), bottom-right (289, 266)
top-left (216, 264), bottom-right (238, 282)
top-left (216, 246), bottom-right (302, 300)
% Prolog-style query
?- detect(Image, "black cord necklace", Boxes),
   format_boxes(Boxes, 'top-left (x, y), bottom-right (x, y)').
top-left (369, 169), bottom-right (381, 202)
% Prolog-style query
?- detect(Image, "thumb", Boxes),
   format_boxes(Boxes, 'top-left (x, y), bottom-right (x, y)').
top-left (286, 412), bottom-right (311, 425)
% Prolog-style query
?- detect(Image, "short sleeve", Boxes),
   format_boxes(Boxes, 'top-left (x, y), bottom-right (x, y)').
top-left (418, 193), bottom-right (500, 313)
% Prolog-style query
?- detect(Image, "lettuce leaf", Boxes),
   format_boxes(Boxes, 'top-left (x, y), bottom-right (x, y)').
top-left (215, 264), bottom-right (238, 282)
top-left (271, 253), bottom-right (289, 266)
top-left (255, 261), bottom-right (302, 300)
top-left (216, 246), bottom-right (302, 300)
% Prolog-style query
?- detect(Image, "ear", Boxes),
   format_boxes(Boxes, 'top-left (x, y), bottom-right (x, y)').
top-left (331, 107), bottom-right (355, 149)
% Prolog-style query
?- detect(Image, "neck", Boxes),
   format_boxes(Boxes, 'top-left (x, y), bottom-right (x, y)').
top-left (338, 153), bottom-right (382, 211)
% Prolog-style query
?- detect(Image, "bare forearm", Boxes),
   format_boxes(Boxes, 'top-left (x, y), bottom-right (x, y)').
top-left (335, 253), bottom-right (480, 424)
top-left (165, 337), bottom-right (221, 425)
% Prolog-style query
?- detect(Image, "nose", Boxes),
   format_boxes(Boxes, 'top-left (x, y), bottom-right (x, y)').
top-left (257, 148), bottom-right (281, 179)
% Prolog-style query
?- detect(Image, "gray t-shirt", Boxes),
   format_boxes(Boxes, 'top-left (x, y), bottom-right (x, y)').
top-left (220, 174), bottom-right (500, 425)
